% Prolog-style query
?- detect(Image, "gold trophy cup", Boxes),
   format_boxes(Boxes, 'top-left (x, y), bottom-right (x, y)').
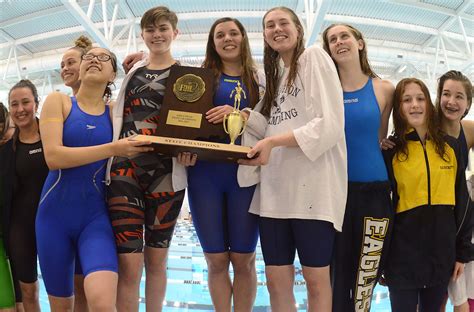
top-left (224, 81), bottom-right (247, 145)
top-left (224, 110), bottom-right (246, 145)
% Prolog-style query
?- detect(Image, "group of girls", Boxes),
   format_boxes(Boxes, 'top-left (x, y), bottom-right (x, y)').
top-left (0, 4), bottom-right (472, 312)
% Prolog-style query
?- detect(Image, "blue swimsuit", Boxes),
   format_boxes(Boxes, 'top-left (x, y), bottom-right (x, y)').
top-left (36, 97), bottom-right (118, 297)
top-left (187, 74), bottom-right (258, 253)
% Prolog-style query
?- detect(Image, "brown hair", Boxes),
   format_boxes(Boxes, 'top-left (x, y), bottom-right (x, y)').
top-left (392, 78), bottom-right (446, 160)
top-left (0, 102), bottom-right (9, 138)
top-left (141, 6), bottom-right (178, 30)
top-left (203, 17), bottom-right (259, 108)
top-left (322, 23), bottom-right (378, 78)
top-left (435, 70), bottom-right (473, 122)
top-left (261, 7), bottom-right (305, 117)
top-left (69, 35), bottom-right (92, 56)
top-left (9, 79), bottom-right (40, 107)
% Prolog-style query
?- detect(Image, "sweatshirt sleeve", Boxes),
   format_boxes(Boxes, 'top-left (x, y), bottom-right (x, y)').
top-left (450, 138), bottom-right (473, 262)
top-left (243, 101), bottom-right (267, 141)
top-left (292, 46), bottom-right (345, 162)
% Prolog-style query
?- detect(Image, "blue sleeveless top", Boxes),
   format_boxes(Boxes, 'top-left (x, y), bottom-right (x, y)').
top-left (344, 78), bottom-right (388, 182)
top-left (458, 125), bottom-right (469, 170)
top-left (60, 97), bottom-right (112, 193)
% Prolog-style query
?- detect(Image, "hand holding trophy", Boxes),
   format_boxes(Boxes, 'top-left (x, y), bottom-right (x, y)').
top-left (133, 66), bottom-right (252, 162)
top-left (223, 81), bottom-right (247, 145)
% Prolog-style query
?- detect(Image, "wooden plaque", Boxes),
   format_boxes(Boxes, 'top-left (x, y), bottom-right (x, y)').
top-left (132, 135), bottom-right (251, 162)
top-left (150, 65), bottom-right (251, 162)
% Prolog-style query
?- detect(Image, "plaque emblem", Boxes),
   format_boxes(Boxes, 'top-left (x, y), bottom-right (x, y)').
top-left (173, 74), bottom-right (206, 102)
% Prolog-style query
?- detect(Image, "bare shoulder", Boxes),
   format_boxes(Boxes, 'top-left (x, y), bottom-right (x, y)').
top-left (43, 92), bottom-right (72, 120)
top-left (43, 91), bottom-right (70, 109)
top-left (373, 78), bottom-right (395, 113)
top-left (373, 78), bottom-right (395, 96)
top-left (45, 91), bottom-right (68, 102)
top-left (461, 119), bottom-right (474, 149)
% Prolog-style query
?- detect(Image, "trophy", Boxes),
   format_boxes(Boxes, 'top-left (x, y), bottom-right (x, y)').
top-left (223, 81), bottom-right (247, 145)
top-left (131, 66), bottom-right (252, 162)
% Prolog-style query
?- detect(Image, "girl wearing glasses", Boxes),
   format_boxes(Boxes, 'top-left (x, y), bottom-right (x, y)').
top-left (58, 35), bottom-right (93, 312)
top-left (36, 47), bottom-right (152, 311)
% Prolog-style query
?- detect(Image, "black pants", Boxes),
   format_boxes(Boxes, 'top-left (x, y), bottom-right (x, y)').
top-left (331, 181), bottom-right (393, 312)
top-left (389, 283), bottom-right (448, 312)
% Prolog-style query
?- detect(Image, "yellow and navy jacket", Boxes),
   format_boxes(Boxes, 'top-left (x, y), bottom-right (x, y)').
top-left (383, 130), bottom-right (472, 289)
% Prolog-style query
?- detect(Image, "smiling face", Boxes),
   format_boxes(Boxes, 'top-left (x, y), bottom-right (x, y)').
top-left (79, 48), bottom-right (116, 84)
top-left (141, 18), bottom-right (178, 56)
top-left (440, 79), bottom-right (470, 122)
top-left (263, 9), bottom-right (300, 60)
top-left (9, 87), bottom-right (37, 130)
top-left (401, 82), bottom-right (428, 130)
top-left (325, 25), bottom-right (363, 65)
top-left (213, 21), bottom-right (243, 63)
top-left (61, 49), bottom-right (82, 91)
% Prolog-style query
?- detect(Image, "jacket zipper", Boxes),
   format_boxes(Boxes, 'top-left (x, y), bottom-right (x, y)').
top-left (420, 140), bottom-right (431, 206)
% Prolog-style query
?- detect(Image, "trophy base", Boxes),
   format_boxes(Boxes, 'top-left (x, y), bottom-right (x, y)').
top-left (132, 135), bottom-right (251, 163)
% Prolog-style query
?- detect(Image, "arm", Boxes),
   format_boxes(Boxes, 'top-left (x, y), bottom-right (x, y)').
top-left (452, 138), bottom-right (472, 263)
top-left (461, 119), bottom-right (474, 150)
top-left (40, 92), bottom-right (153, 170)
top-left (242, 105), bottom-right (267, 140)
top-left (292, 46), bottom-right (345, 162)
top-left (240, 131), bottom-right (297, 166)
top-left (241, 47), bottom-right (344, 165)
top-left (206, 105), bottom-right (234, 124)
top-left (122, 51), bottom-right (146, 74)
top-left (374, 79), bottom-right (395, 142)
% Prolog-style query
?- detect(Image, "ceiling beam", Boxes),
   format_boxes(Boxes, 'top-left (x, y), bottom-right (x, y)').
top-left (389, 0), bottom-right (472, 18)
top-left (60, 0), bottom-right (110, 48)
top-left (306, 0), bottom-right (333, 46)
top-left (0, 29), bottom-right (33, 57)
top-left (421, 0), bottom-right (472, 50)
top-left (0, 5), bottom-right (67, 28)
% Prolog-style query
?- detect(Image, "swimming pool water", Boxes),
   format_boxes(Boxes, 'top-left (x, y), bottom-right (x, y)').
top-left (38, 219), bottom-right (454, 311)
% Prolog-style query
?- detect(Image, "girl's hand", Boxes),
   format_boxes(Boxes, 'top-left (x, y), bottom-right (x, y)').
top-left (122, 52), bottom-right (145, 73)
top-left (238, 137), bottom-right (275, 166)
top-left (452, 261), bottom-right (464, 281)
top-left (113, 137), bottom-right (153, 158)
top-left (380, 138), bottom-right (396, 150)
top-left (177, 152), bottom-right (197, 167)
top-left (206, 105), bottom-right (234, 124)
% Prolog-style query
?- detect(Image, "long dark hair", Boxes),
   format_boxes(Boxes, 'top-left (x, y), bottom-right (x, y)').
top-left (103, 50), bottom-right (118, 100)
top-left (203, 17), bottom-right (259, 109)
top-left (261, 7), bottom-right (305, 117)
top-left (392, 78), bottom-right (446, 161)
